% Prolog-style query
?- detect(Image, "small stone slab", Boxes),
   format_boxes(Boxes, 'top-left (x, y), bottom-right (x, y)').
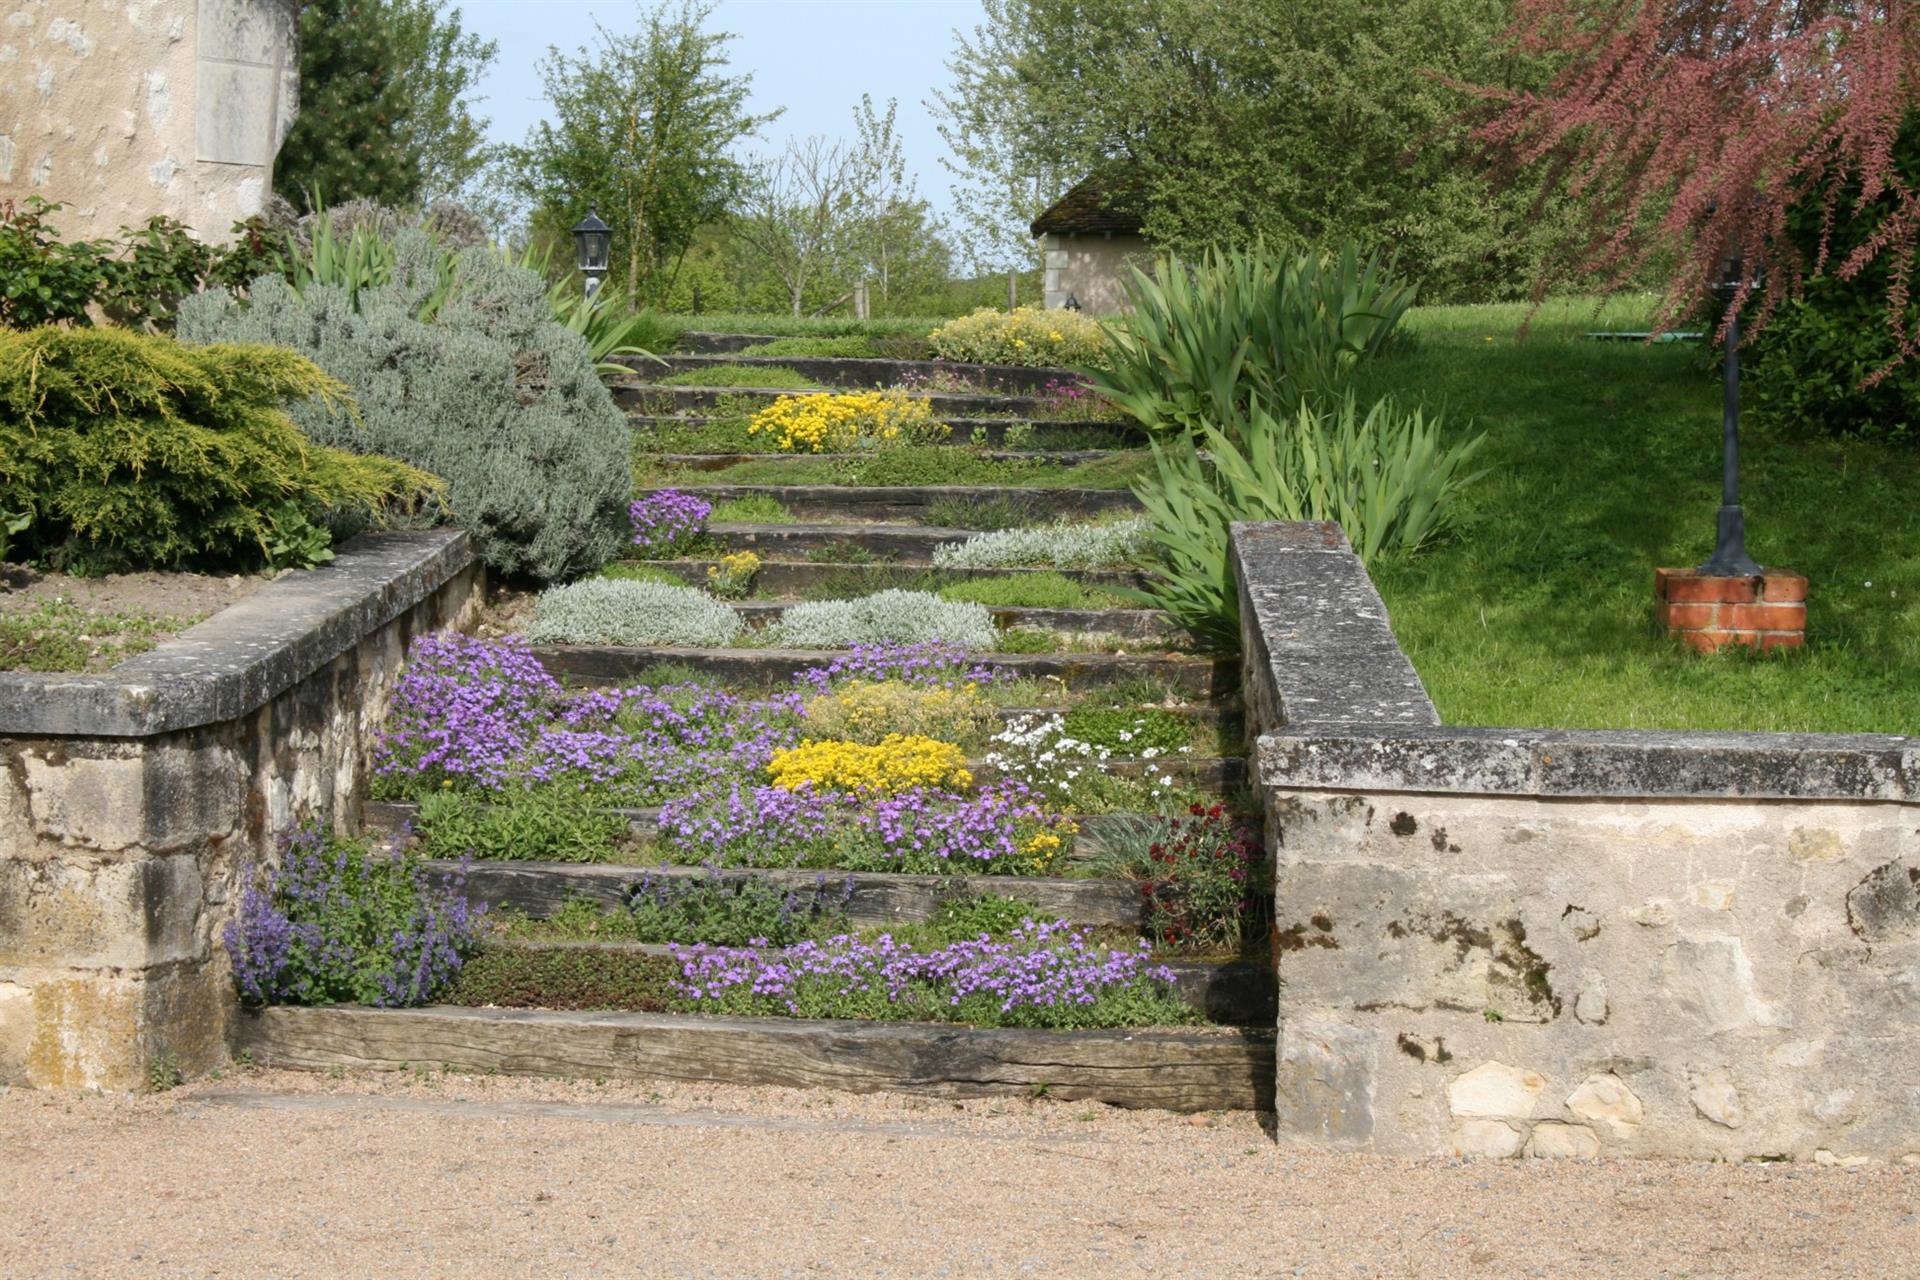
top-left (615, 353), bottom-right (1079, 394)
top-left (426, 858), bottom-right (1152, 929)
top-left (526, 645), bottom-right (1231, 697)
top-left (0, 530), bottom-right (472, 738)
top-left (708, 521), bottom-right (980, 560)
top-left (652, 450), bottom-right (1121, 470)
top-left (237, 1004), bottom-right (1276, 1112)
top-left (611, 383), bottom-right (1048, 416)
top-left (651, 484), bottom-right (1142, 521)
top-left (1258, 722), bottom-right (1916, 800)
top-left (629, 416), bottom-right (1146, 447)
top-left (639, 557), bottom-right (1154, 594)
top-left (727, 601), bottom-right (1178, 641)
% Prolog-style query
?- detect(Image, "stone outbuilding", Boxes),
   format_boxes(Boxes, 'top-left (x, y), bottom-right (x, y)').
top-left (0, 0), bottom-right (298, 242)
top-left (1031, 171), bottom-right (1150, 314)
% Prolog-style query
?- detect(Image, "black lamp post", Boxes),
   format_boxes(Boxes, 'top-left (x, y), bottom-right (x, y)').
top-left (571, 208), bottom-right (612, 301)
top-left (1696, 254), bottom-right (1764, 577)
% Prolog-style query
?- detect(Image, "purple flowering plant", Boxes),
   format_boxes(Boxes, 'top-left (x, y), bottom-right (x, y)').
top-left (373, 636), bottom-right (806, 807)
top-left (655, 779), bottom-right (1067, 874)
top-left (628, 489), bottom-right (712, 558)
top-left (794, 642), bottom-right (998, 695)
top-left (370, 636), bottom-right (1076, 878)
top-left (224, 825), bottom-right (485, 1008)
top-left (669, 919), bottom-right (1194, 1029)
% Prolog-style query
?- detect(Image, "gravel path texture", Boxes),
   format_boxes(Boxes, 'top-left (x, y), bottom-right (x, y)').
top-left (3, 1068), bottom-right (1916, 1279)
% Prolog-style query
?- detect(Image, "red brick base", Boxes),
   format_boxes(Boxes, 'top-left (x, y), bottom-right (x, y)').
top-left (1655, 568), bottom-right (1807, 652)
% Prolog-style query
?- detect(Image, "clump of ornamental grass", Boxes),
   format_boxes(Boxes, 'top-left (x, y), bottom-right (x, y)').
top-left (766, 590), bottom-right (998, 651)
top-left (524, 578), bottom-right (744, 648)
top-left (224, 825), bottom-right (484, 1007)
top-left (932, 517), bottom-right (1150, 570)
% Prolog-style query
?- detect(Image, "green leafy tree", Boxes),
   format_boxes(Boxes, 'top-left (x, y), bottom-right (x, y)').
top-left (275, 0), bottom-right (497, 209)
top-left (510, 1), bottom-right (780, 302)
top-left (932, 0), bottom-right (1560, 300)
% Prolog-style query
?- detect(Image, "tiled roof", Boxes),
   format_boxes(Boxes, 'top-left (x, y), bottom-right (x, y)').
top-left (1030, 171), bottom-right (1146, 237)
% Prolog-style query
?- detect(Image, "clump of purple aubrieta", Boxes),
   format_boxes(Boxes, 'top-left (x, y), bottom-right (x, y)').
top-left (794, 641), bottom-right (998, 695)
top-left (669, 919), bottom-right (1194, 1030)
top-left (224, 825), bottom-right (485, 1008)
top-left (628, 489), bottom-right (712, 557)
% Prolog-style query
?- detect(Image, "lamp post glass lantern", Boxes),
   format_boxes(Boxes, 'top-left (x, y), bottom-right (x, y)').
top-left (1697, 254), bottom-right (1764, 578)
top-left (572, 209), bottom-right (612, 301)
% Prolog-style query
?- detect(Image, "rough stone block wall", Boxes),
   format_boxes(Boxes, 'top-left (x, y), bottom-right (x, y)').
top-left (0, 0), bottom-right (297, 242)
top-left (0, 532), bottom-right (477, 1089)
top-left (1268, 787), bottom-right (1920, 1161)
top-left (1231, 521), bottom-right (1920, 1160)
top-left (1040, 232), bottom-right (1151, 314)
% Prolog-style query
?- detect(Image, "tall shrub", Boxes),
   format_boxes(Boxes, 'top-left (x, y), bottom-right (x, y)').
top-left (178, 232), bottom-right (632, 582)
top-left (0, 326), bottom-right (440, 573)
top-left (1743, 112), bottom-right (1920, 443)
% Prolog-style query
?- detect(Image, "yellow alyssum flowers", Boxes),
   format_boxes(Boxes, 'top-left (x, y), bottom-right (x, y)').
top-left (705, 550), bottom-right (759, 599)
top-left (926, 306), bottom-right (1110, 368)
top-left (748, 390), bottom-right (943, 453)
top-left (768, 734), bottom-right (973, 795)
top-left (801, 679), bottom-right (991, 746)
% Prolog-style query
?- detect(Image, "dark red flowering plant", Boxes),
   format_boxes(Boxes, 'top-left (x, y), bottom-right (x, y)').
top-left (1472, 0), bottom-right (1920, 379)
top-left (1138, 803), bottom-right (1261, 955)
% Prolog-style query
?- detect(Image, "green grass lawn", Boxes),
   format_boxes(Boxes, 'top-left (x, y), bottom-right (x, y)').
top-left (1358, 297), bottom-right (1920, 735)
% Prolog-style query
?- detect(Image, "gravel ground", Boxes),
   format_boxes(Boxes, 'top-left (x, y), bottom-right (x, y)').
top-left (3, 1069), bottom-right (1916, 1279)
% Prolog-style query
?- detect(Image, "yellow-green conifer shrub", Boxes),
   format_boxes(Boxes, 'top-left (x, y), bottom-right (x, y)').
top-left (0, 326), bottom-right (442, 573)
top-left (926, 306), bottom-right (1110, 368)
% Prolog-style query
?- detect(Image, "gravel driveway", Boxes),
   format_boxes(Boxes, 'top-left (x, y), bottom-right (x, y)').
top-left (3, 1069), bottom-right (1915, 1279)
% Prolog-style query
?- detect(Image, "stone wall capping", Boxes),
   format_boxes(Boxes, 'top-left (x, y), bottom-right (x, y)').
top-left (1257, 722), bottom-right (1916, 802)
top-left (0, 530), bottom-right (471, 739)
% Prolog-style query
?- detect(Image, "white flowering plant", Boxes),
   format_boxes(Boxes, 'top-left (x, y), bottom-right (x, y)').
top-left (981, 713), bottom-right (1193, 814)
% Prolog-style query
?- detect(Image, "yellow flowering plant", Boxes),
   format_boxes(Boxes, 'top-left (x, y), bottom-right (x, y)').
top-left (927, 306), bottom-right (1110, 369)
top-left (705, 550), bottom-right (760, 600)
top-left (748, 390), bottom-right (945, 453)
top-left (801, 679), bottom-right (993, 747)
top-left (768, 734), bottom-right (973, 795)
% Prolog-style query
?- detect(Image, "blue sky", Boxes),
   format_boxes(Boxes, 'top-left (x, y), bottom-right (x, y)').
top-left (458, 0), bottom-right (986, 217)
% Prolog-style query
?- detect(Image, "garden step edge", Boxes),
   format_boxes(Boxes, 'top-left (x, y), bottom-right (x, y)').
top-left (479, 939), bottom-right (1276, 1027)
top-left (236, 1004), bottom-right (1276, 1112)
top-left (525, 644), bottom-right (1232, 696)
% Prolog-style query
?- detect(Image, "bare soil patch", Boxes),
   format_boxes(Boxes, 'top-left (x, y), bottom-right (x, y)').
top-left (0, 564), bottom-right (266, 672)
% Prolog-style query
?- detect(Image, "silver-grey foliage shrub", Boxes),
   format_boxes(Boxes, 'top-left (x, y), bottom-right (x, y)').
top-left (524, 579), bottom-right (744, 648)
top-left (931, 518), bottom-right (1149, 570)
top-left (177, 233), bottom-right (629, 582)
top-left (767, 590), bottom-right (998, 651)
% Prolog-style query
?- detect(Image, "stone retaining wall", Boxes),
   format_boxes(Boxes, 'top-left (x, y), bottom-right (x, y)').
top-left (1232, 521), bottom-right (1920, 1161)
top-left (0, 531), bottom-right (477, 1089)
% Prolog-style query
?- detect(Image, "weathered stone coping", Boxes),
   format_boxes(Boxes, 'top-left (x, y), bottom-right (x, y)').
top-left (1256, 723), bottom-right (1917, 801)
top-left (1228, 521), bottom-right (1917, 801)
top-left (1230, 521), bottom-right (1438, 732)
top-left (0, 529), bottom-right (472, 739)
